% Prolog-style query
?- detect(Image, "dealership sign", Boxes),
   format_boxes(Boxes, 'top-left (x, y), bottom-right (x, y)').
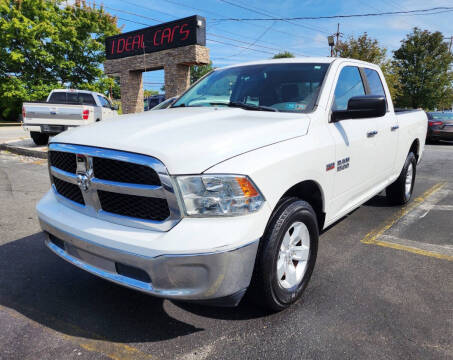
top-left (105, 15), bottom-right (206, 60)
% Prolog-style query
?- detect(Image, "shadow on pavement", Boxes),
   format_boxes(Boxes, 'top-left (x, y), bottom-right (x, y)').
top-left (0, 232), bottom-right (270, 343)
top-left (0, 232), bottom-right (202, 343)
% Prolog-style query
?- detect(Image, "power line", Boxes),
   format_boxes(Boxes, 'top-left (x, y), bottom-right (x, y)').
top-left (213, 6), bottom-right (453, 21)
top-left (217, 0), bottom-right (330, 34)
top-left (207, 38), bottom-right (275, 55)
top-left (214, 20), bottom-right (277, 60)
top-left (124, 0), bottom-right (315, 41)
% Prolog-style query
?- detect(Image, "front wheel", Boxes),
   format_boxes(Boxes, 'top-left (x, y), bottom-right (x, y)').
top-left (249, 198), bottom-right (318, 312)
top-left (30, 131), bottom-right (49, 146)
top-left (386, 152), bottom-right (417, 205)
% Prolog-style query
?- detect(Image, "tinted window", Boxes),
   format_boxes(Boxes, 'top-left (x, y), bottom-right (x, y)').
top-left (332, 66), bottom-right (365, 111)
top-left (48, 92), bottom-right (66, 103)
top-left (78, 93), bottom-right (96, 105)
top-left (48, 92), bottom-right (96, 105)
top-left (364, 68), bottom-right (386, 97)
top-left (97, 95), bottom-right (111, 108)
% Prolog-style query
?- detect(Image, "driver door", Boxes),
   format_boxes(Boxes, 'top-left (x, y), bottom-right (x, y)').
top-left (327, 65), bottom-right (380, 217)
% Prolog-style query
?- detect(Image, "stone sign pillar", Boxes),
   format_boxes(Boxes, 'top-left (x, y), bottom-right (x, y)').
top-left (119, 70), bottom-right (144, 114)
top-left (103, 16), bottom-right (209, 114)
top-left (164, 64), bottom-right (191, 98)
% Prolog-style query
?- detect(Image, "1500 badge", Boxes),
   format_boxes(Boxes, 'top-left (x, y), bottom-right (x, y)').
top-left (337, 157), bottom-right (350, 171)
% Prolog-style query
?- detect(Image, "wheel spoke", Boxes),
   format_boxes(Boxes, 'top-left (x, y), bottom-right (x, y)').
top-left (286, 263), bottom-right (297, 286)
top-left (292, 246), bottom-right (309, 261)
top-left (282, 231), bottom-right (291, 250)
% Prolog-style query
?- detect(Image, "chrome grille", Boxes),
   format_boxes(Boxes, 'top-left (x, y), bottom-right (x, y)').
top-left (48, 143), bottom-right (181, 231)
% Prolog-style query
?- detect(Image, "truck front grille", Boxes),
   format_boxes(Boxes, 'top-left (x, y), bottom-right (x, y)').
top-left (53, 177), bottom-right (85, 205)
top-left (98, 190), bottom-right (170, 221)
top-left (93, 157), bottom-right (161, 186)
top-left (49, 151), bottom-right (76, 173)
top-left (48, 144), bottom-right (181, 231)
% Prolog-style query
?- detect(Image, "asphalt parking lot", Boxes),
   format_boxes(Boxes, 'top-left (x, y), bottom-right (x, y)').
top-left (0, 143), bottom-right (452, 360)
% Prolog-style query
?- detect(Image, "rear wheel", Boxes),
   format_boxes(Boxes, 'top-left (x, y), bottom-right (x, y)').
top-left (386, 152), bottom-right (416, 205)
top-left (30, 132), bottom-right (49, 146)
top-left (249, 198), bottom-right (318, 312)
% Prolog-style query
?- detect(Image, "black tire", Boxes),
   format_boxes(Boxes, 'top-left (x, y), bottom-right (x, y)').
top-left (249, 197), bottom-right (318, 312)
top-left (386, 152), bottom-right (417, 205)
top-left (30, 132), bottom-right (49, 146)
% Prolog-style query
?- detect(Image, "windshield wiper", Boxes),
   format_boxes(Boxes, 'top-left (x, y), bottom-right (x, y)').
top-left (209, 101), bottom-right (278, 112)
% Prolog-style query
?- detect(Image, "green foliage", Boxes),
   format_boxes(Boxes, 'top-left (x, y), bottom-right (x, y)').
top-left (144, 89), bottom-right (159, 98)
top-left (190, 61), bottom-right (214, 84)
top-left (0, 0), bottom-right (120, 120)
top-left (272, 51), bottom-right (295, 59)
top-left (336, 33), bottom-right (387, 64)
top-left (393, 28), bottom-right (453, 110)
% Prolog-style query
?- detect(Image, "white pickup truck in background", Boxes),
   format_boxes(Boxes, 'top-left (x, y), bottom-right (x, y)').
top-left (37, 58), bottom-right (427, 311)
top-left (22, 89), bottom-right (118, 145)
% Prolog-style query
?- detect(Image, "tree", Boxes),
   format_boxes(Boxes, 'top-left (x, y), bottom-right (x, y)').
top-left (335, 33), bottom-right (400, 99)
top-left (144, 89), bottom-right (159, 98)
top-left (0, 0), bottom-right (120, 120)
top-left (272, 51), bottom-right (295, 59)
top-left (393, 28), bottom-right (453, 109)
top-left (190, 61), bottom-right (214, 84)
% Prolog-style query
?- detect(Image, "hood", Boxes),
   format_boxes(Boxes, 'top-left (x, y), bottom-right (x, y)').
top-left (52, 107), bottom-right (311, 174)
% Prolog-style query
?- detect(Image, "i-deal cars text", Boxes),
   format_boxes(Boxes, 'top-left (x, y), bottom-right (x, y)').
top-left (37, 58), bottom-right (427, 311)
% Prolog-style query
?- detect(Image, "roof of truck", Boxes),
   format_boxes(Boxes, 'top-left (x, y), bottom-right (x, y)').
top-left (221, 57), bottom-right (377, 69)
top-left (50, 89), bottom-right (104, 96)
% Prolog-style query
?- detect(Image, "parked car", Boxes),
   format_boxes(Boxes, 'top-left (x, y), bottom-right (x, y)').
top-left (37, 58), bottom-right (427, 311)
top-left (144, 94), bottom-right (165, 111)
top-left (151, 97), bottom-right (177, 110)
top-left (426, 112), bottom-right (453, 143)
top-left (22, 89), bottom-right (118, 145)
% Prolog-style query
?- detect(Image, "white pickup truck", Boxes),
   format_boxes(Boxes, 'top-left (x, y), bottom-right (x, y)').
top-left (22, 89), bottom-right (118, 145)
top-left (37, 58), bottom-right (427, 311)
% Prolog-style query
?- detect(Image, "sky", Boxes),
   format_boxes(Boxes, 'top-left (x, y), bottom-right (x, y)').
top-left (94, 0), bottom-right (453, 92)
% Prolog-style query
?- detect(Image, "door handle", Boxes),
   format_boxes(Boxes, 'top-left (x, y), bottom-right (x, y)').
top-left (391, 125), bottom-right (399, 131)
top-left (367, 130), bottom-right (378, 138)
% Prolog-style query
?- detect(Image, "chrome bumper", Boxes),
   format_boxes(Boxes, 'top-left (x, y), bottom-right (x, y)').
top-left (40, 219), bottom-right (259, 306)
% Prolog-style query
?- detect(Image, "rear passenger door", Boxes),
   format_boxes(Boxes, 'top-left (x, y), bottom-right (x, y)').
top-left (328, 65), bottom-right (380, 216)
top-left (362, 68), bottom-right (398, 182)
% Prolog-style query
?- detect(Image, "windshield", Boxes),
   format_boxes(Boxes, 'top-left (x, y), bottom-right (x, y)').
top-left (173, 63), bottom-right (329, 113)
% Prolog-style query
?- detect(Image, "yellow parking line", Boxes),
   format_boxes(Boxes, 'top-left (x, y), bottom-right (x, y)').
top-left (361, 182), bottom-right (453, 261)
top-left (366, 239), bottom-right (453, 261)
top-left (0, 303), bottom-right (156, 360)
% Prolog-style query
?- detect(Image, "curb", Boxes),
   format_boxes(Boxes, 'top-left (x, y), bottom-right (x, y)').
top-left (0, 142), bottom-right (47, 159)
top-left (0, 123), bottom-right (21, 127)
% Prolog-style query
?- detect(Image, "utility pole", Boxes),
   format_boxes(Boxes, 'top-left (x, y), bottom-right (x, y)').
top-left (335, 23), bottom-right (340, 56)
top-left (328, 23), bottom-right (342, 57)
top-left (449, 36), bottom-right (452, 53)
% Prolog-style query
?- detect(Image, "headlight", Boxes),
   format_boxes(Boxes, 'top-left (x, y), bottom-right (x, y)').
top-left (176, 175), bottom-right (265, 216)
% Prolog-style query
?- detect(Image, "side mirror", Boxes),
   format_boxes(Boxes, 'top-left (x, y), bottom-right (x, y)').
top-left (112, 104), bottom-right (119, 111)
top-left (331, 95), bottom-right (386, 122)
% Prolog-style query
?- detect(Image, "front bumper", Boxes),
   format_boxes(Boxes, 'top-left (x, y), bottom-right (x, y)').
top-left (37, 190), bottom-right (270, 305)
